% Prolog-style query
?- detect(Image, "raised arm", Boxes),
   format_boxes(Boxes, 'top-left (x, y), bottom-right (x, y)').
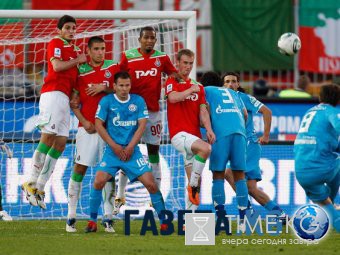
top-left (51, 53), bottom-right (86, 72)
top-left (167, 84), bottom-right (200, 104)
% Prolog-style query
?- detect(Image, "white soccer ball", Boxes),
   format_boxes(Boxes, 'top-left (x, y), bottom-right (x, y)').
top-left (277, 32), bottom-right (301, 56)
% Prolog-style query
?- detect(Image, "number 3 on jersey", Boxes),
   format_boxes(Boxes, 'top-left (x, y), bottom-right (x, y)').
top-left (299, 111), bottom-right (317, 133)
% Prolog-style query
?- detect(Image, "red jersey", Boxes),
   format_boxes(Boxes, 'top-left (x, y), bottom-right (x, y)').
top-left (120, 48), bottom-right (177, 112)
top-left (75, 60), bottom-right (120, 126)
top-left (165, 77), bottom-right (207, 139)
top-left (41, 36), bottom-right (82, 98)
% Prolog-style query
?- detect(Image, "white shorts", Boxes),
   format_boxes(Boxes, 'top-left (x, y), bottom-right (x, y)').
top-left (142, 111), bottom-right (162, 145)
top-left (36, 91), bottom-right (70, 137)
top-left (75, 127), bottom-right (106, 167)
top-left (171, 131), bottom-right (200, 166)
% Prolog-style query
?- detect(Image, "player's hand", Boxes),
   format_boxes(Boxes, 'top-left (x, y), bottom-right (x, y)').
top-left (77, 53), bottom-right (87, 64)
top-left (83, 120), bottom-right (96, 134)
top-left (190, 84), bottom-right (200, 93)
top-left (85, 83), bottom-right (106, 96)
top-left (112, 144), bottom-right (126, 161)
top-left (123, 146), bottom-right (134, 161)
top-left (70, 93), bottom-right (80, 109)
top-left (259, 135), bottom-right (270, 145)
top-left (206, 130), bottom-right (216, 144)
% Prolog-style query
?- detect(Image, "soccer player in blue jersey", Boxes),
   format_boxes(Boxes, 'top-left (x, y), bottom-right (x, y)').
top-left (222, 72), bottom-right (287, 221)
top-left (85, 71), bottom-right (166, 232)
top-left (204, 72), bottom-right (250, 224)
top-left (294, 84), bottom-right (340, 232)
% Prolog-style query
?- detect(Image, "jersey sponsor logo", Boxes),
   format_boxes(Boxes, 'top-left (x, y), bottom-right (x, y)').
top-left (215, 104), bottom-right (240, 114)
top-left (54, 48), bottom-right (61, 58)
top-left (105, 70), bottom-right (112, 78)
top-left (185, 93), bottom-right (198, 101)
top-left (112, 113), bottom-right (137, 127)
top-left (128, 104), bottom-right (137, 112)
top-left (154, 58), bottom-right (161, 67)
top-left (166, 83), bottom-right (173, 92)
top-left (135, 68), bottom-right (158, 79)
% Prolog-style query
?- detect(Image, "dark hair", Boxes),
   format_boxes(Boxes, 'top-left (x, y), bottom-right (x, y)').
top-left (200, 71), bottom-right (222, 87)
top-left (88, 36), bottom-right (105, 48)
top-left (221, 72), bottom-right (240, 82)
top-left (319, 84), bottom-right (340, 106)
top-left (177, 48), bottom-right (195, 61)
top-left (114, 71), bottom-right (131, 83)
top-left (139, 26), bottom-right (156, 38)
top-left (298, 75), bottom-right (310, 90)
top-left (57, 15), bottom-right (76, 30)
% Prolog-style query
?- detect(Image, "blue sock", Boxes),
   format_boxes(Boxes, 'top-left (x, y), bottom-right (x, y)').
top-left (212, 179), bottom-right (225, 205)
top-left (264, 200), bottom-right (281, 211)
top-left (150, 191), bottom-right (165, 223)
top-left (235, 179), bottom-right (248, 209)
top-left (89, 188), bottom-right (102, 222)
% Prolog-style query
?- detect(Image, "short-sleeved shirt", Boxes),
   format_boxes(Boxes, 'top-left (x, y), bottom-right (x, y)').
top-left (120, 48), bottom-right (177, 112)
top-left (204, 86), bottom-right (246, 140)
top-left (96, 93), bottom-right (149, 146)
top-left (238, 92), bottom-right (264, 142)
top-left (41, 36), bottom-right (82, 97)
top-left (294, 103), bottom-right (340, 172)
top-left (75, 60), bottom-right (120, 126)
top-left (166, 77), bottom-right (206, 139)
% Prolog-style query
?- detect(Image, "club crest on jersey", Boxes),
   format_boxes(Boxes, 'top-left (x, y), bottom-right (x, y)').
top-left (105, 70), bottom-right (111, 78)
top-left (128, 104), bottom-right (137, 112)
top-left (154, 58), bottom-right (161, 67)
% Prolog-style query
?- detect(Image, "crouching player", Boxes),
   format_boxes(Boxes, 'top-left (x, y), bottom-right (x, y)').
top-left (85, 71), bottom-right (166, 232)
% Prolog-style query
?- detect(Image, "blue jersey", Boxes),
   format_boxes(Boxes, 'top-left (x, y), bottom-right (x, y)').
top-left (204, 86), bottom-right (246, 139)
top-left (96, 93), bottom-right (149, 146)
top-left (294, 103), bottom-right (340, 171)
top-left (238, 92), bottom-right (264, 142)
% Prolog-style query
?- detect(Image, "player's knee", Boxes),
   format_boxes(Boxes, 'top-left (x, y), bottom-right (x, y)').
top-left (200, 143), bottom-right (211, 159)
top-left (145, 182), bottom-right (158, 194)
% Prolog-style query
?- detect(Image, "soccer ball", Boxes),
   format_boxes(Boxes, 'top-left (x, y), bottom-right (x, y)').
top-left (277, 32), bottom-right (301, 56)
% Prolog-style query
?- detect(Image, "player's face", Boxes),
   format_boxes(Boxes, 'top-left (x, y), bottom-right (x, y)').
top-left (178, 55), bottom-right (194, 78)
top-left (223, 75), bottom-right (239, 91)
top-left (114, 78), bottom-right (131, 100)
top-left (59, 22), bottom-right (76, 42)
top-left (88, 42), bottom-right (105, 65)
top-left (139, 30), bottom-right (157, 53)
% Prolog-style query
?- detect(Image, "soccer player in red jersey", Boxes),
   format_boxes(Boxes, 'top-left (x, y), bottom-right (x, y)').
top-left (166, 49), bottom-right (215, 210)
top-left (22, 15), bottom-right (87, 209)
top-left (66, 36), bottom-right (121, 233)
top-left (115, 26), bottom-right (178, 211)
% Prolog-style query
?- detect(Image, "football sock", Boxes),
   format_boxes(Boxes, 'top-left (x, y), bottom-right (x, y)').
top-left (235, 179), bottom-right (248, 219)
top-left (328, 172), bottom-right (339, 203)
top-left (29, 142), bottom-right (50, 186)
top-left (212, 179), bottom-right (225, 205)
top-left (189, 155), bottom-right (206, 187)
top-left (264, 200), bottom-right (281, 211)
top-left (103, 181), bottom-right (115, 220)
top-left (149, 191), bottom-right (165, 222)
top-left (149, 154), bottom-right (161, 189)
top-left (67, 172), bottom-right (84, 219)
top-left (36, 147), bottom-right (62, 191)
top-left (89, 188), bottom-right (102, 222)
top-left (116, 171), bottom-right (128, 199)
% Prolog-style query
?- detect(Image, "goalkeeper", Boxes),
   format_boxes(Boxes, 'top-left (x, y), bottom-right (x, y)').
top-left (66, 36), bottom-right (121, 233)
top-left (85, 71), bottom-right (166, 233)
top-left (22, 15), bottom-right (86, 209)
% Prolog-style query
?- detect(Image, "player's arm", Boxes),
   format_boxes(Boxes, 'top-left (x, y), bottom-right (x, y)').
top-left (258, 105), bottom-right (272, 144)
top-left (95, 118), bottom-right (126, 161)
top-left (167, 84), bottom-right (200, 103)
top-left (124, 118), bottom-right (147, 161)
top-left (86, 83), bottom-right (114, 96)
top-left (51, 54), bottom-right (86, 72)
top-left (200, 105), bottom-right (216, 144)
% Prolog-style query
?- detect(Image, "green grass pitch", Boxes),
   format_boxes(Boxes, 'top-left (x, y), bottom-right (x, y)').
top-left (0, 220), bottom-right (339, 255)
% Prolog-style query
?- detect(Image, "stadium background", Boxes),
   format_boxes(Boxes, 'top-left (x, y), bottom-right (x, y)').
top-left (0, 0), bottom-right (339, 220)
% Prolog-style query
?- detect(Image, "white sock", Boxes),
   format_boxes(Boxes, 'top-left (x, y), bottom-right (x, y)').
top-left (151, 162), bottom-right (161, 189)
top-left (67, 179), bottom-right (81, 219)
top-left (28, 150), bottom-right (47, 186)
top-left (189, 155), bottom-right (206, 187)
top-left (36, 154), bottom-right (58, 191)
top-left (103, 181), bottom-right (115, 220)
top-left (116, 171), bottom-right (128, 199)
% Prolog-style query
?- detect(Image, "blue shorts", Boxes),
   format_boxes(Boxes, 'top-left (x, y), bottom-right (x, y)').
top-left (295, 167), bottom-right (340, 202)
top-left (245, 141), bottom-right (262, 181)
top-left (96, 146), bottom-right (151, 182)
top-left (210, 134), bottom-right (246, 172)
